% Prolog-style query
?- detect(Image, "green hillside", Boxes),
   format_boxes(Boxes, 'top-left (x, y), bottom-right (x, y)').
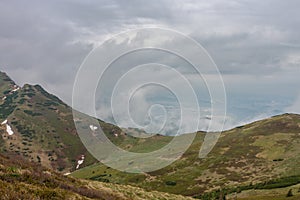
top-left (72, 114), bottom-right (300, 199)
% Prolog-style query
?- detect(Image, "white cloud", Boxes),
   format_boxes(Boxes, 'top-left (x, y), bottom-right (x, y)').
top-left (285, 95), bottom-right (300, 114)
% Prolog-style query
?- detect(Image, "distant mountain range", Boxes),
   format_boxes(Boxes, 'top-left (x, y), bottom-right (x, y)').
top-left (1, 71), bottom-right (300, 200)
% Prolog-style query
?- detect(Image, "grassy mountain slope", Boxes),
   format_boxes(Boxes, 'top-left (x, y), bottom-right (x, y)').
top-left (0, 71), bottom-right (100, 172)
top-left (72, 114), bottom-right (300, 199)
top-left (0, 71), bottom-right (174, 171)
top-left (0, 72), bottom-right (16, 95)
top-left (226, 183), bottom-right (300, 200)
top-left (0, 71), bottom-right (176, 173)
top-left (0, 152), bottom-right (193, 200)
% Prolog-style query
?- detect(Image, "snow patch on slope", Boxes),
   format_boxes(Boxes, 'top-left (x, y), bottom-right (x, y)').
top-left (6, 124), bottom-right (14, 135)
top-left (76, 155), bottom-right (85, 169)
top-left (89, 125), bottom-right (98, 131)
top-left (1, 119), bottom-right (14, 135)
top-left (12, 87), bottom-right (20, 92)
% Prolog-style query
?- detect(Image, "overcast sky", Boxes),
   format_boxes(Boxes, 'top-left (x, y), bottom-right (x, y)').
top-left (0, 0), bottom-right (299, 131)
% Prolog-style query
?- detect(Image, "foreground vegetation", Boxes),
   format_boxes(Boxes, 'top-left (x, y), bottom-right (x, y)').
top-left (0, 152), bottom-right (116, 199)
top-left (0, 152), bottom-right (193, 199)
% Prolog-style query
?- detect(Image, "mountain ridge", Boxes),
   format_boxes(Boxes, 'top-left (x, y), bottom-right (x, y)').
top-left (0, 71), bottom-right (99, 172)
top-left (1, 70), bottom-right (300, 199)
